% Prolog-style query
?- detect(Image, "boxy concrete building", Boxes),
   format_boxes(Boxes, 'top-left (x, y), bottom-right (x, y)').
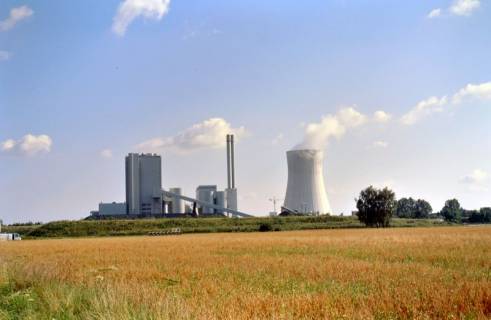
top-left (126, 153), bottom-right (163, 215)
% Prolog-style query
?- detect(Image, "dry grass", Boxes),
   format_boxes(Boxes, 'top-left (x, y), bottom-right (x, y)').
top-left (1, 226), bottom-right (490, 319)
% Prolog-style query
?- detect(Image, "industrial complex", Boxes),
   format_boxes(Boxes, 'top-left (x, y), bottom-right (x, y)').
top-left (90, 134), bottom-right (332, 218)
top-left (90, 134), bottom-right (249, 218)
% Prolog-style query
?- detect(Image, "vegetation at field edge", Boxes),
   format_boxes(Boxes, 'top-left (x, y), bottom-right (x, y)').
top-left (2, 216), bottom-right (450, 239)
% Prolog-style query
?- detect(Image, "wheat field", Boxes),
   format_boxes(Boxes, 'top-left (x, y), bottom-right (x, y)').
top-left (0, 226), bottom-right (490, 319)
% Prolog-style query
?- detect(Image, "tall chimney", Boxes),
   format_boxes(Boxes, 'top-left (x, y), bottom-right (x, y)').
top-left (226, 135), bottom-right (231, 189)
top-left (231, 134), bottom-right (235, 189)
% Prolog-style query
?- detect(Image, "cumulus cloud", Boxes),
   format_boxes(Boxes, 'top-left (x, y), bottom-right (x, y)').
top-left (0, 50), bottom-right (11, 61)
top-left (427, 8), bottom-right (442, 18)
top-left (100, 149), bottom-right (113, 158)
top-left (272, 133), bottom-right (284, 145)
top-left (112, 0), bottom-right (170, 36)
top-left (371, 140), bottom-right (388, 148)
top-left (1, 134), bottom-right (52, 155)
top-left (294, 107), bottom-right (367, 150)
top-left (0, 5), bottom-right (33, 32)
top-left (460, 169), bottom-right (488, 191)
top-left (1, 139), bottom-right (16, 151)
top-left (401, 81), bottom-right (491, 125)
top-left (460, 169), bottom-right (488, 184)
top-left (401, 96), bottom-right (448, 125)
top-left (137, 118), bottom-right (246, 154)
top-left (450, 0), bottom-right (480, 16)
top-left (452, 82), bottom-right (491, 104)
top-left (373, 110), bottom-right (392, 123)
top-left (428, 0), bottom-right (480, 19)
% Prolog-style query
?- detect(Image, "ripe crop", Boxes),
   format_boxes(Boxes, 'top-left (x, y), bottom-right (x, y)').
top-left (1, 227), bottom-right (490, 319)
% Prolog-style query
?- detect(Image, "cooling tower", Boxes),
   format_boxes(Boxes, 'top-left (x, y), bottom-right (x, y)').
top-left (283, 149), bottom-right (332, 215)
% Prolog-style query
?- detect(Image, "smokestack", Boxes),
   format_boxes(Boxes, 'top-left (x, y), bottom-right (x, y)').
top-left (226, 135), bottom-right (232, 189)
top-left (225, 134), bottom-right (238, 211)
top-left (231, 134), bottom-right (235, 189)
top-left (283, 149), bottom-right (331, 215)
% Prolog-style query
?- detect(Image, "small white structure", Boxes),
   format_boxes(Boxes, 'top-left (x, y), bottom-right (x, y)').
top-left (283, 149), bottom-right (332, 215)
top-left (168, 187), bottom-right (185, 213)
top-left (0, 233), bottom-right (22, 241)
top-left (196, 185), bottom-right (218, 214)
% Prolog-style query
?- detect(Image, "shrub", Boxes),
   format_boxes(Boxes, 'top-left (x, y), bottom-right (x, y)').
top-left (259, 223), bottom-right (273, 232)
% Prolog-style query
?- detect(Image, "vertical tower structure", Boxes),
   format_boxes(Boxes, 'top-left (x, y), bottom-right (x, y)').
top-left (225, 134), bottom-right (238, 211)
top-left (125, 153), bottom-right (163, 215)
top-left (283, 149), bottom-right (331, 215)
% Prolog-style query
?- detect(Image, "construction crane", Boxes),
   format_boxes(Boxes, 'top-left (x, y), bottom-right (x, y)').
top-left (268, 197), bottom-right (282, 215)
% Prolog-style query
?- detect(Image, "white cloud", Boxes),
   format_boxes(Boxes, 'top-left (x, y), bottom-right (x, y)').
top-left (450, 0), bottom-right (480, 16)
top-left (400, 96), bottom-right (448, 125)
top-left (294, 106), bottom-right (367, 150)
top-left (460, 169), bottom-right (488, 191)
top-left (400, 81), bottom-right (491, 125)
top-left (1, 134), bottom-right (52, 155)
top-left (100, 149), bottom-right (113, 158)
top-left (460, 169), bottom-right (488, 184)
top-left (372, 141), bottom-right (388, 148)
top-left (452, 82), bottom-right (491, 104)
top-left (112, 0), bottom-right (170, 36)
top-left (373, 110), bottom-right (392, 123)
top-left (0, 5), bottom-right (34, 32)
top-left (427, 8), bottom-right (442, 18)
top-left (1, 139), bottom-right (16, 151)
top-left (272, 133), bottom-right (284, 145)
top-left (0, 50), bottom-right (11, 61)
top-left (137, 118), bottom-right (246, 154)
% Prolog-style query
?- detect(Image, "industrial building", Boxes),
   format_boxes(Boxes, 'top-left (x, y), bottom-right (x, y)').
top-left (126, 153), bottom-right (163, 215)
top-left (282, 149), bottom-right (332, 215)
top-left (90, 134), bottom-right (251, 218)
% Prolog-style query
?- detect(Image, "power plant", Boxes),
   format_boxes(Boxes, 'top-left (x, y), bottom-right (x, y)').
top-left (90, 134), bottom-right (251, 218)
top-left (282, 149), bottom-right (332, 215)
top-left (90, 136), bottom-right (333, 218)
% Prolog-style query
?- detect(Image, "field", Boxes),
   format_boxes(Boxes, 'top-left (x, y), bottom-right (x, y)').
top-left (1, 227), bottom-right (490, 319)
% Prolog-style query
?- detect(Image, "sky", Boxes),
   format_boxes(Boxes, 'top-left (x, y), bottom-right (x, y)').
top-left (1, 0), bottom-right (490, 223)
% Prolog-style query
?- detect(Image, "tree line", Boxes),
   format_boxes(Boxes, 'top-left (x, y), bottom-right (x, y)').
top-left (355, 186), bottom-right (491, 227)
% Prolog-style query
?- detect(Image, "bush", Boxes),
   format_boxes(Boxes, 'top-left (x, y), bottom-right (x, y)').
top-left (259, 223), bottom-right (273, 232)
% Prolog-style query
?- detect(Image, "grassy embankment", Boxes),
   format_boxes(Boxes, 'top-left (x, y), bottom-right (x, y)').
top-left (2, 216), bottom-right (450, 239)
top-left (0, 227), bottom-right (490, 319)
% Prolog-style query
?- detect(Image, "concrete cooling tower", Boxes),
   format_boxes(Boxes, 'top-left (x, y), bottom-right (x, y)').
top-left (283, 149), bottom-right (332, 215)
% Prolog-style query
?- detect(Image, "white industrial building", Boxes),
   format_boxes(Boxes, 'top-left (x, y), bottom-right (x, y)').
top-left (283, 149), bottom-right (332, 215)
top-left (90, 134), bottom-right (251, 218)
top-left (126, 153), bottom-right (163, 215)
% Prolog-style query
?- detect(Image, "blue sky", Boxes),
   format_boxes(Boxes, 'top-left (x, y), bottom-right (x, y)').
top-left (1, 0), bottom-right (490, 223)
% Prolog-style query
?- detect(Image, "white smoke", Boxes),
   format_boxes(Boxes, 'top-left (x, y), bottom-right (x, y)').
top-left (293, 107), bottom-right (367, 150)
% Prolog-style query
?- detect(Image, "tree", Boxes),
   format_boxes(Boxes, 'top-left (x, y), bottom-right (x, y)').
top-left (440, 199), bottom-right (462, 223)
top-left (468, 208), bottom-right (491, 223)
top-left (356, 186), bottom-right (397, 227)
top-left (414, 199), bottom-right (432, 219)
top-left (396, 198), bottom-right (417, 218)
top-left (481, 207), bottom-right (491, 223)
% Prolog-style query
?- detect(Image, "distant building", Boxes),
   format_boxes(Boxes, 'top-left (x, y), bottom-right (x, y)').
top-left (126, 153), bottom-right (163, 215)
top-left (196, 185), bottom-right (217, 214)
top-left (99, 202), bottom-right (126, 216)
top-left (167, 187), bottom-right (185, 213)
